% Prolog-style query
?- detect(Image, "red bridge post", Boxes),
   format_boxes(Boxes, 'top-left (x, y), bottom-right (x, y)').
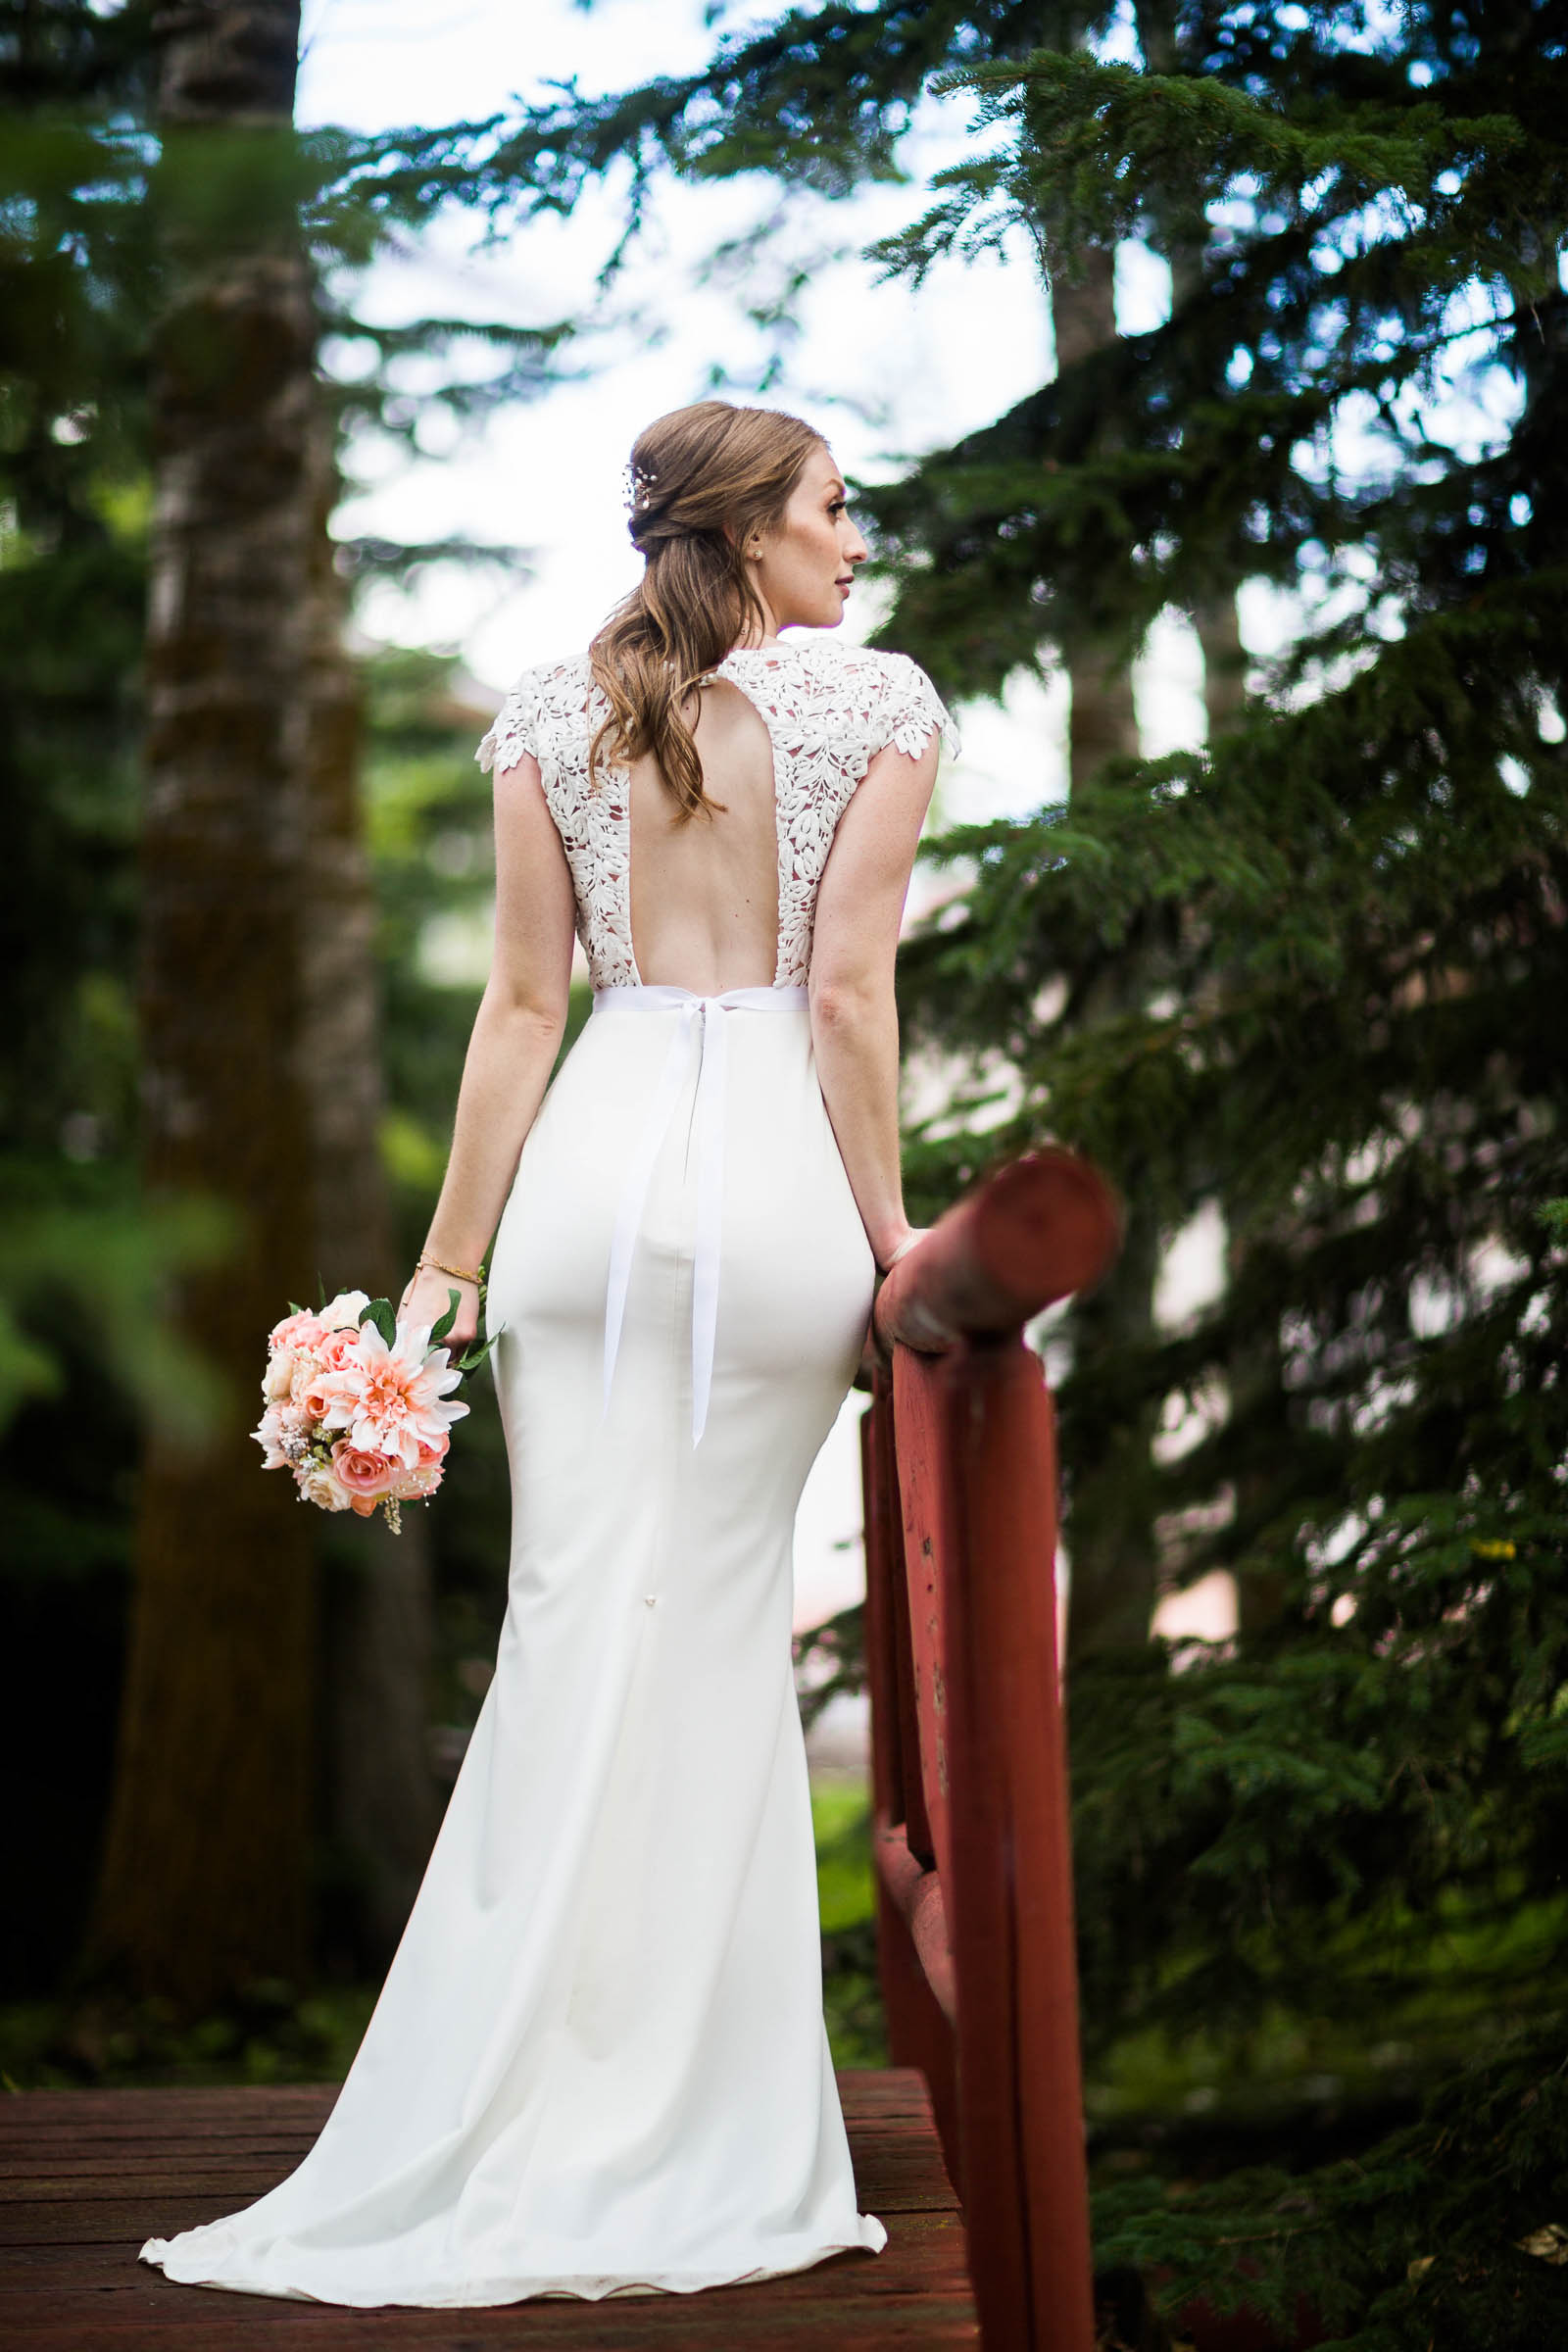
top-left (861, 1148), bottom-right (1121, 2352)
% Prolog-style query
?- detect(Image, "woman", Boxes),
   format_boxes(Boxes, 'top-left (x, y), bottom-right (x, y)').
top-left (139, 399), bottom-right (956, 2306)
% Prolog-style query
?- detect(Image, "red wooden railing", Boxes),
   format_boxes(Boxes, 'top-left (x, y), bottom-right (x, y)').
top-left (860, 1148), bottom-right (1122, 2352)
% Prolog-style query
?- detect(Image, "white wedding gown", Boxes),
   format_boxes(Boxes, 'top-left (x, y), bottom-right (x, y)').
top-left (139, 635), bottom-right (956, 2306)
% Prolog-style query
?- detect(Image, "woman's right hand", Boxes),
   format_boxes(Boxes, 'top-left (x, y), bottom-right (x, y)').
top-left (398, 1265), bottom-right (481, 1355)
top-left (877, 1224), bottom-right (929, 1275)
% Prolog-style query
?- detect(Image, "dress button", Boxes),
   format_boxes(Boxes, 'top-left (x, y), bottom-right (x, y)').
top-left (644, 1594), bottom-right (658, 1607)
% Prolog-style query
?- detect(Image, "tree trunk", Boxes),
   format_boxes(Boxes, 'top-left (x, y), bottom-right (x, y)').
top-left (1049, 245), bottom-right (1142, 793)
top-left (298, 395), bottom-right (439, 1967)
top-left (1196, 593), bottom-right (1247, 737)
top-left (1062, 1202), bottom-right (1164, 1659)
top-left (1132, 0), bottom-right (1250, 743)
top-left (1041, 234), bottom-right (1159, 1654)
top-left (86, 0), bottom-right (318, 2010)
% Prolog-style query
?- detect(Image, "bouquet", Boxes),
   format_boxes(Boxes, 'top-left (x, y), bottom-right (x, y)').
top-left (253, 1285), bottom-right (496, 1533)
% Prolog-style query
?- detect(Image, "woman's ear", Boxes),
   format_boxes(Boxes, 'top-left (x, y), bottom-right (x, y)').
top-left (726, 515), bottom-right (765, 561)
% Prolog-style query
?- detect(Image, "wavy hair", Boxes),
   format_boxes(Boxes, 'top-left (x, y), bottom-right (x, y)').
top-left (588, 401), bottom-right (825, 821)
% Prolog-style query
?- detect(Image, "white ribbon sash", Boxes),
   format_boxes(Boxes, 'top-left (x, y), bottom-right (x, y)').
top-left (591, 984), bottom-right (808, 1446)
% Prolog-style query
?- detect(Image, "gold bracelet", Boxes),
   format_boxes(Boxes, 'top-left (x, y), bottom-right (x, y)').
top-left (417, 1250), bottom-right (483, 1287)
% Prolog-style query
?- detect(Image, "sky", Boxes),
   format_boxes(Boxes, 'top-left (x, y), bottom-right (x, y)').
top-left (296, 0), bottom-right (1213, 828)
top-left (294, 0), bottom-right (1234, 1657)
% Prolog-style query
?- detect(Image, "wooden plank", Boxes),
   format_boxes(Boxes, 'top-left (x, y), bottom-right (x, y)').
top-left (0, 2218), bottom-right (977, 2346)
top-left (0, 2097), bottom-right (340, 2135)
top-left (5, 2162), bottom-right (318, 2199)
top-left (0, 2209), bottom-right (966, 2285)
top-left (0, 2101), bottom-right (334, 2156)
top-left (0, 2074), bottom-right (974, 2348)
top-left (0, 2161), bottom-right (955, 2248)
top-left (0, 2147), bottom-right (956, 2246)
top-left (0, 2131), bottom-right (951, 2200)
top-left (0, 2076), bottom-right (934, 2133)
top-left (839, 2069), bottom-right (940, 2119)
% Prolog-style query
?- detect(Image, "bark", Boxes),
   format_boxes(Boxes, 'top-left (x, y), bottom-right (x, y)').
top-left (1196, 593), bottom-right (1248, 738)
top-left (1062, 1196), bottom-right (1164, 1661)
top-left (1049, 245), bottom-right (1142, 794)
top-left (1054, 0), bottom-right (1250, 1659)
top-left (299, 395), bottom-right (439, 1964)
top-left (86, 1), bottom-right (318, 2009)
top-left (1133, 0), bottom-right (1250, 743)
top-left (1042, 235), bottom-right (1158, 1653)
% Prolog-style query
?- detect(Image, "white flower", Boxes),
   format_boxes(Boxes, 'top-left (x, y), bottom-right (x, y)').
top-left (316, 1320), bottom-right (468, 1471)
top-left (299, 1461), bottom-right (352, 1512)
top-left (253, 1403), bottom-right (293, 1469)
top-left (318, 1289), bottom-right (371, 1332)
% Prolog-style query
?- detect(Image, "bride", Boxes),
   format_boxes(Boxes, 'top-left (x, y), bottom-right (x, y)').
top-left (139, 398), bottom-right (956, 2306)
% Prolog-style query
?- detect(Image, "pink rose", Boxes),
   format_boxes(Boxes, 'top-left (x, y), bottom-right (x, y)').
top-left (317, 1324), bottom-right (364, 1371)
top-left (270, 1308), bottom-right (325, 1354)
top-left (330, 1439), bottom-right (396, 1501)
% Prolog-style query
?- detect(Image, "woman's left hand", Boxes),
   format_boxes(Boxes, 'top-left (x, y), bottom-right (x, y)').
top-left (398, 1266), bottom-right (481, 1354)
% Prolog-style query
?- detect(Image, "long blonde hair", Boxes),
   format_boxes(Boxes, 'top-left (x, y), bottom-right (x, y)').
top-left (589, 401), bottom-right (824, 822)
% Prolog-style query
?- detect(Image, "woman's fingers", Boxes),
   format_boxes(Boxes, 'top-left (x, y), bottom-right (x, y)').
top-left (399, 1269), bottom-right (482, 1353)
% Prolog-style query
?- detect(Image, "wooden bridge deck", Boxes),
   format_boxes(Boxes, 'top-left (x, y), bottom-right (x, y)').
top-left (0, 2069), bottom-right (978, 2349)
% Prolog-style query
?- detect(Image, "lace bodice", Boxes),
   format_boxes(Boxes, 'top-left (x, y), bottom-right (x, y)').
top-left (475, 638), bottom-right (957, 990)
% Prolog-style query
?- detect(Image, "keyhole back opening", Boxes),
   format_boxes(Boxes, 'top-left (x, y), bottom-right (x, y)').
top-left (626, 677), bottom-right (783, 995)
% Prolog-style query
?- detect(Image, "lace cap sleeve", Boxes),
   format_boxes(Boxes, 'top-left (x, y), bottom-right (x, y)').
top-left (870, 652), bottom-right (960, 764)
top-left (475, 667), bottom-right (540, 775)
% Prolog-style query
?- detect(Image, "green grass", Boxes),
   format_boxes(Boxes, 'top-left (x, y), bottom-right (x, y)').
top-left (811, 1778), bottom-right (876, 1936)
top-left (811, 1778), bottom-right (887, 2069)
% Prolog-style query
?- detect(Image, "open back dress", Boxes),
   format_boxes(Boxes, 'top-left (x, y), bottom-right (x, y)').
top-left (138, 633), bottom-right (956, 2307)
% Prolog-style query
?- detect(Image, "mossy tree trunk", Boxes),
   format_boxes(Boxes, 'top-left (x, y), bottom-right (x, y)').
top-left (87, 0), bottom-right (319, 2010)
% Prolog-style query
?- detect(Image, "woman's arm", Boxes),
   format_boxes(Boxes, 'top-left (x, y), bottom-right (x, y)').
top-left (398, 752), bottom-right (576, 1348)
top-left (808, 732), bottom-right (941, 1271)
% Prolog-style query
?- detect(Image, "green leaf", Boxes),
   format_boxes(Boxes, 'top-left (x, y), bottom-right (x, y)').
top-left (429, 1287), bottom-right (460, 1346)
top-left (358, 1297), bottom-right (396, 1348)
top-left (455, 1325), bottom-right (501, 1381)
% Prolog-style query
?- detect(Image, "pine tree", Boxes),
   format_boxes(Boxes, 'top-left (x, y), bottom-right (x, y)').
top-left (518, 4), bottom-right (1568, 2336)
top-left (866, 10), bottom-right (1568, 2341)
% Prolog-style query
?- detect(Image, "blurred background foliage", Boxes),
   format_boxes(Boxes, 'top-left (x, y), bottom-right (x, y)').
top-left (4, 1), bottom-right (1568, 2344)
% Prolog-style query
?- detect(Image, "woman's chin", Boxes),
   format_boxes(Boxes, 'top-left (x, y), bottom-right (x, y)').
top-left (778, 601), bottom-right (848, 632)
